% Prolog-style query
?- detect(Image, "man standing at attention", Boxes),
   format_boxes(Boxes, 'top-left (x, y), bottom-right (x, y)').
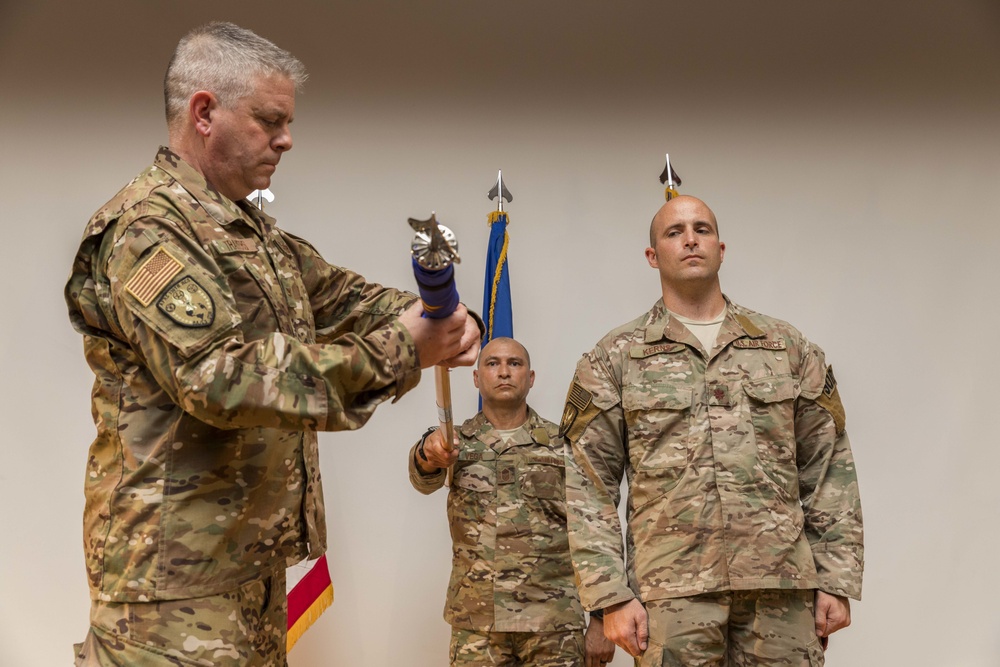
top-left (560, 194), bottom-right (863, 665)
top-left (411, 337), bottom-right (615, 667)
top-left (66, 22), bottom-right (480, 666)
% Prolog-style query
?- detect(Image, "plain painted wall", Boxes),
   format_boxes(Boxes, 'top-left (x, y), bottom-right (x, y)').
top-left (1, 1), bottom-right (998, 665)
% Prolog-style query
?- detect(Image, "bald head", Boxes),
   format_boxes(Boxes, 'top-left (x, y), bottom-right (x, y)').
top-left (649, 195), bottom-right (719, 246)
top-left (475, 337), bottom-right (534, 413)
top-left (478, 337), bottom-right (531, 369)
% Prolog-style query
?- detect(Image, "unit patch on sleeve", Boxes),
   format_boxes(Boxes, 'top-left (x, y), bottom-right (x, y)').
top-left (156, 277), bottom-right (215, 328)
top-left (125, 247), bottom-right (183, 306)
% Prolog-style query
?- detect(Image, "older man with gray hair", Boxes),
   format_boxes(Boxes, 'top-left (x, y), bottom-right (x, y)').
top-left (67, 22), bottom-right (480, 666)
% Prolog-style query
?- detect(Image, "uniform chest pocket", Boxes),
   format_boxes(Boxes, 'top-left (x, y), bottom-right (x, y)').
top-left (743, 375), bottom-right (799, 462)
top-left (623, 387), bottom-right (693, 469)
top-left (521, 459), bottom-right (565, 500)
top-left (453, 462), bottom-right (495, 494)
top-left (216, 255), bottom-right (284, 337)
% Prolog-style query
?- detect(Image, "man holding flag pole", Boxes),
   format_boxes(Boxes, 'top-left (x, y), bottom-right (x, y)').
top-left (66, 21), bottom-right (481, 666)
top-left (406, 176), bottom-right (615, 667)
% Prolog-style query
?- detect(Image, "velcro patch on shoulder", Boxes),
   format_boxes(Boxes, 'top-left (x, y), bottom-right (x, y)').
top-left (814, 365), bottom-right (847, 434)
top-left (732, 338), bottom-right (786, 350)
top-left (559, 381), bottom-right (601, 442)
top-left (156, 277), bottom-right (215, 328)
top-left (125, 247), bottom-right (183, 307)
top-left (530, 427), bottom-right (550, 446)
top-left (567, 382), bottom-right (593, 412)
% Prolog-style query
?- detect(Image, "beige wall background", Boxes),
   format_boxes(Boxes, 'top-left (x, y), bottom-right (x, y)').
top-left (2, 1), bottom-right (998, 665)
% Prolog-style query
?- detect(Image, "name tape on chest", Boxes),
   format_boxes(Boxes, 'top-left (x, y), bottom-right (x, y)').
top-left (212, 238), bottom-right (258, 255)
top-left (630, 343), bottom-right (687, 358)
top-left (732, 339), bottom-right (786, 350)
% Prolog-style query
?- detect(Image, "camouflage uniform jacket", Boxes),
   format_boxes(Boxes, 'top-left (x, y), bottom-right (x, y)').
top-left (561, 298), bottom-right (863, 612)
top-left (66, 147), bottom-right (421, 602)
top-left (408, 409), bottom-right (585, 632)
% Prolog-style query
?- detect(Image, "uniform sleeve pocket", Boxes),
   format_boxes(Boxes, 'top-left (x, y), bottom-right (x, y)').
top-left (118, 244), bottom-right (237, 359)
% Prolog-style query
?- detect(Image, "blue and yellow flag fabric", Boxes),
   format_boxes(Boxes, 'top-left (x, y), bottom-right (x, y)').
top-left (482, 210), bottom-right (513, 344)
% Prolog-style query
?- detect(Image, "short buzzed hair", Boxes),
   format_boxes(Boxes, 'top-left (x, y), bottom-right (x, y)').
top-left (478, 337), bottom-right (531, 369)
top-left (164, 22), bottom-right (307, 129)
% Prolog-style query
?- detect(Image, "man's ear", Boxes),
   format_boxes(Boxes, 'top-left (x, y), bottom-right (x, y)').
top-left (189, 91), bottom-right (216, 137)
top-left (645, 246), bottom-right (659, 269)
top-left (472, 369), bottom-right (480, 389)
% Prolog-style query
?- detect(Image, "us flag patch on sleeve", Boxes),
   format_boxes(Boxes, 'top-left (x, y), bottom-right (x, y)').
top-left (125, 247), bottom-right (183, 306)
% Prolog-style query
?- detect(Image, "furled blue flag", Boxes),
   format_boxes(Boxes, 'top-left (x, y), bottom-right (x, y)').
top-left (482, 210), bottom-right (513, 345)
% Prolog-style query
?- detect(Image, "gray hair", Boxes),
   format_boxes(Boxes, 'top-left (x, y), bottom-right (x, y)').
top-left (164, 22), bottom-right (307, 128)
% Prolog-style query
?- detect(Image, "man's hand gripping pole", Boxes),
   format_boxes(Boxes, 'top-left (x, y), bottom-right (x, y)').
top-left (409, 213), bottom-right (461, 484)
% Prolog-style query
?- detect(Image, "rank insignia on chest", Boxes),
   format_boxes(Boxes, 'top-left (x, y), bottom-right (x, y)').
top-left (157, 277), bottom-right (215, 327)
top-left (497, 462), bottom-right (515, 485)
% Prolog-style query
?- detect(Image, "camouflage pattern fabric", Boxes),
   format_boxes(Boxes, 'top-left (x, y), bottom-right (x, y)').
top-left (641, 590), bottom-right (824, 666)
top-left (74, 568), bottom-right (287, 666)
top-left (449, 627), bottom-right (585, 666)
top-left (562, 298), bottom-right (864, 612)
top-left (65, 147), bottom-right (422, 603)
top-left (408, 409), bottom-right (585, 633)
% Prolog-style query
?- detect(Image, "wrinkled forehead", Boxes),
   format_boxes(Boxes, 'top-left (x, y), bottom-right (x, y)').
top-left (654, 196), bottom-right (718, 233)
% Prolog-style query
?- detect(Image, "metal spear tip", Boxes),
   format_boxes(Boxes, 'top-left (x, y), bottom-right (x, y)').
top-left (658, 155), bottom-right (682, 187)
top-left (408, 212), bottom-right (461, 269)
top-left (488, 170), bottom-right (513, 205)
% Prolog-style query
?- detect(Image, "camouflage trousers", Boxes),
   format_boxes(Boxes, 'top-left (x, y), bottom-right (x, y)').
top-left (74, 570), bottom-right (287, 667)
top-left (640, 590), bottom-right (825, 667)
top-left (450, 626), bottom-right (585, 666)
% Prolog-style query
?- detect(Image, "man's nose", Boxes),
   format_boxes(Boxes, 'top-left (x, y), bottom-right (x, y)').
top-left (274, 126), bottom-right (293, 152)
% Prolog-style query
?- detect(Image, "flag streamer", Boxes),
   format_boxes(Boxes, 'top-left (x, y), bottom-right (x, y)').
top-left (286, 555), bottom-right (334, 651)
